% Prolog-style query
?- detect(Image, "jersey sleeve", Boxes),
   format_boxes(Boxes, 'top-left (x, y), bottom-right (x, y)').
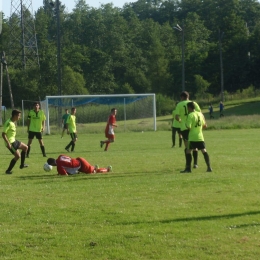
top-left (194, 102), bottom-right (201, 112)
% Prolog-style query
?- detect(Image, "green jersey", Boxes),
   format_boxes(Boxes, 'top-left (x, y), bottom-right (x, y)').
top-left (3, 118), bottom-right (16, 144)
top-left (66, 114), bottom-right (76, 133)
top-left (28, 109), bottom-right (46, 132)
top-left (186, 111), bottom-right (205, 141)
top-left (62, 113), bottom-right (70, 125)
top-left (172, 109), bottom-right (181, 128)
top-left (175, 100), bottom-right (201, 131)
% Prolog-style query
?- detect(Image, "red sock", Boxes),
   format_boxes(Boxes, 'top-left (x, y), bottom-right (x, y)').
top-left (104, 141), bottom-right (110, 151)
top-left (97, 168), bottom-right (108, 173)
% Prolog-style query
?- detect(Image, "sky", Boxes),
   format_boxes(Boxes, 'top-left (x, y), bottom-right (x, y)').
top-left (2, 0), bottom-right (134, 17)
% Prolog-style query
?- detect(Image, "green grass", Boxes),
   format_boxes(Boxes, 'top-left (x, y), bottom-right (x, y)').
top-left (0, 128), bottom-right (260, 259)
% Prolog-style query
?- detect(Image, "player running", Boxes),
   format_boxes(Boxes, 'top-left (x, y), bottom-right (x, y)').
top-left (2, 109), bottom-right (29, 174)
top-left (181, 102), bottom-right (212, 173)
top-left (100, 108), bottom-right (117, 151)
top-left (47, 155), bottom-right (112, 175)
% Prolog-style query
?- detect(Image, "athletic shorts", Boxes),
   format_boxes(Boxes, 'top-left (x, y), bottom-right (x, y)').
top-left (70, 133), bottom-right (77, 140)
top-left (188, 141), bottom-right (206, 150)
top-left (76, 157), bottom-right (94, 174)
top-left (172, 127), bottom-right (181, 134)
top-left (180, 129), bottom-right (189, 141)
top-left (7, 140), bottom-right (21, 154)
top-left (63, 124), bottom-right (68, 130)
top-left (28, 131), bottom-right (42, 140)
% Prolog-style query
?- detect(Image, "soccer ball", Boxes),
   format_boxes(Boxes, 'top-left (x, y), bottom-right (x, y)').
top-left (43, 163), bottom-right (52, 172)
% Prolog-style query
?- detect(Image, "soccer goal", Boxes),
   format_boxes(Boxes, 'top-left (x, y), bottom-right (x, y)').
top-left (40, 94), bottom-right (156, 134)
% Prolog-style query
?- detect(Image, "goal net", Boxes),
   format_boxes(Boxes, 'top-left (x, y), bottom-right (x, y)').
top-left (40, 94), bottom-right (156, 134)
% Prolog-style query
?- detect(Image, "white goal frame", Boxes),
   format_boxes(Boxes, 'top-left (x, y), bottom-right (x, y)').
top-left (42, 94), bottom-right (156, 134)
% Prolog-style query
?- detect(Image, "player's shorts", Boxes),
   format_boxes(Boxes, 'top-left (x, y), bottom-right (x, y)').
top-left (7, 140), bottom-right (21, 154)
top-left (76, 157), bottom-right (94, 174)
top-left (188, 141), bottom-right (206, 150)
top-left (105, 133), bottom-right (115, 141)
top-left (180, 129), bottom-right (189, 141)
top-left (63, 124), bottom-right (68, 129)
top-left (172, 127), bottom-right (181, 134)
top-left (28, 131), bottom-right (42, 139)
top-left (70, 133), bottom-right (77, 140)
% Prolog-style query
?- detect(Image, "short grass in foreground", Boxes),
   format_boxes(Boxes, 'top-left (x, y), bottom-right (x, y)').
top-left (0, 129), bottom-right (260, 259)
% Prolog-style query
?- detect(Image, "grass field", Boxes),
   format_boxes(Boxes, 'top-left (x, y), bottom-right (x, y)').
top-left (1, 127), bottom-right (260, 259)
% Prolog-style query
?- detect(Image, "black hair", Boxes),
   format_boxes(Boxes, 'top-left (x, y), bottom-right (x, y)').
top-left (187, 101), bottom-right (195, 110)
top-left (47, 158), bottom-right (55, 165)
top-left (180, 91), bottom-right (189, 99)
top-left (12, 109), bottom-right (21, 117)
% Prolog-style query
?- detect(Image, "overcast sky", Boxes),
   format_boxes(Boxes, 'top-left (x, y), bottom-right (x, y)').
top-left (2, 0), bottom-right (134, 17)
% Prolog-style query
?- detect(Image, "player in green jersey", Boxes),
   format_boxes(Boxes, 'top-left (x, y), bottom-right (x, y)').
top-left (180, 102), bottom-right (212, 173)
top-left (2, 109), bottom-right (28, 174)
top-left (175, 91), bottom-right (201, 169)
top-left (61, 108), bottom-right (70, 138)
top-left (171, 102), bottom-right (182, 148)
top-left (65, 107), bottom-right (77, 152)
top-left (27, 102), bottom-right (47, 157)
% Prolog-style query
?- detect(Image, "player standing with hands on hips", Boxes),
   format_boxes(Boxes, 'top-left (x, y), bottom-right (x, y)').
top-left (100, 108), bottom-right (117, 151)
top-left (26, 102), bottom-right (47, 158)
top-left (2, 109), bottom-right (29, 174)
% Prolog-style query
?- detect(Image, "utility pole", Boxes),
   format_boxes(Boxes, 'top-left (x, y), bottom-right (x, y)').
top-left (173, 21), bottom-right (185, 91)
top-left (9, 0), bottom-right (40, 69)
top-left (2, 52), bottom-right (15, 110)
top-left (219, 30), bottom-right (224, 102)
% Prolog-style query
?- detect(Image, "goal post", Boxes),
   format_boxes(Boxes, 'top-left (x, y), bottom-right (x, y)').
top-left (41, 94), bottom-right (156, 134)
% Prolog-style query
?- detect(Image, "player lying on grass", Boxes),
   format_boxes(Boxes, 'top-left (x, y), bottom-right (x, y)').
top-left (47, 155), bottom-right (112, 176)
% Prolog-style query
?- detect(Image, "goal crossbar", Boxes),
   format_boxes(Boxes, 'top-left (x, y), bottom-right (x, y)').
top-left (42, 94), bottom-right (156, 134)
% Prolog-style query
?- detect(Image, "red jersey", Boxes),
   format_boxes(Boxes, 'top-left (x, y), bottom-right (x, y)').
top-left (56, 155), bottom-right (81, 175)
top-left (105, 114), bottom-right (116, 137)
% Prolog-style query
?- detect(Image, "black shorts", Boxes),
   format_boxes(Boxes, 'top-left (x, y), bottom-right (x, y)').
top-left (172, 127), bottom-right (181, 134)
top-left (63, 124), bottom-right (68, 130)
top-left (8, 140), bottom-right (21, 154)
top-left (181, 129), bottom-right (189, 141)
top-left (70, 133), bottom-right (77, 140)
top-left (188, 141), bottom-right (206, 150)
top-left (28, 131), bottom-right (43, 140)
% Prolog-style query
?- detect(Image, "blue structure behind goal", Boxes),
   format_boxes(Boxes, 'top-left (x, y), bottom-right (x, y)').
top-left (41, 94), bottom-right (156, 134)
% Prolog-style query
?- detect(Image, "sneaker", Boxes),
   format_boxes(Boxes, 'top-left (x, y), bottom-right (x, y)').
top-left (65, 148), bottom-right (70, 153)
top-left (180, 169), bottom-right (191, 173)
top-left (43, 154), bottom-right (47, 157)
top-left (100, 141), bottom-right (104, 148)
top-left (20, 164), bottom-right (29, 169)
top-left (107, 166), bottom-right (112, 172)
top-left (5, 170), bottom-right (12, 174)
top-left (193, 164), bottom-right (198, 169)
top-left (207, 167), bottom-right (212, 172)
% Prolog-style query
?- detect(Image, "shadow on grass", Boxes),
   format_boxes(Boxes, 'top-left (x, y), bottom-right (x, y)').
top-left (119, 211), bottom-right (260, 225)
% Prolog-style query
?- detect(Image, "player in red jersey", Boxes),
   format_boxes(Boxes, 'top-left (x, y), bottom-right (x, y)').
top-left (47, 155), bottom-right (112, 176)
top-left (100, 108), bottom-right (117, 151)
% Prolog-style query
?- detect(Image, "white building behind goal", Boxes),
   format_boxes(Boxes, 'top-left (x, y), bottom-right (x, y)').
top-left (39, 94), bottom-right (156, 134)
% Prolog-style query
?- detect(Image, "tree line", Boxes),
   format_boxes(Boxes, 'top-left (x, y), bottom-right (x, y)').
top-left (1, 0), bottom-right (260, 107)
